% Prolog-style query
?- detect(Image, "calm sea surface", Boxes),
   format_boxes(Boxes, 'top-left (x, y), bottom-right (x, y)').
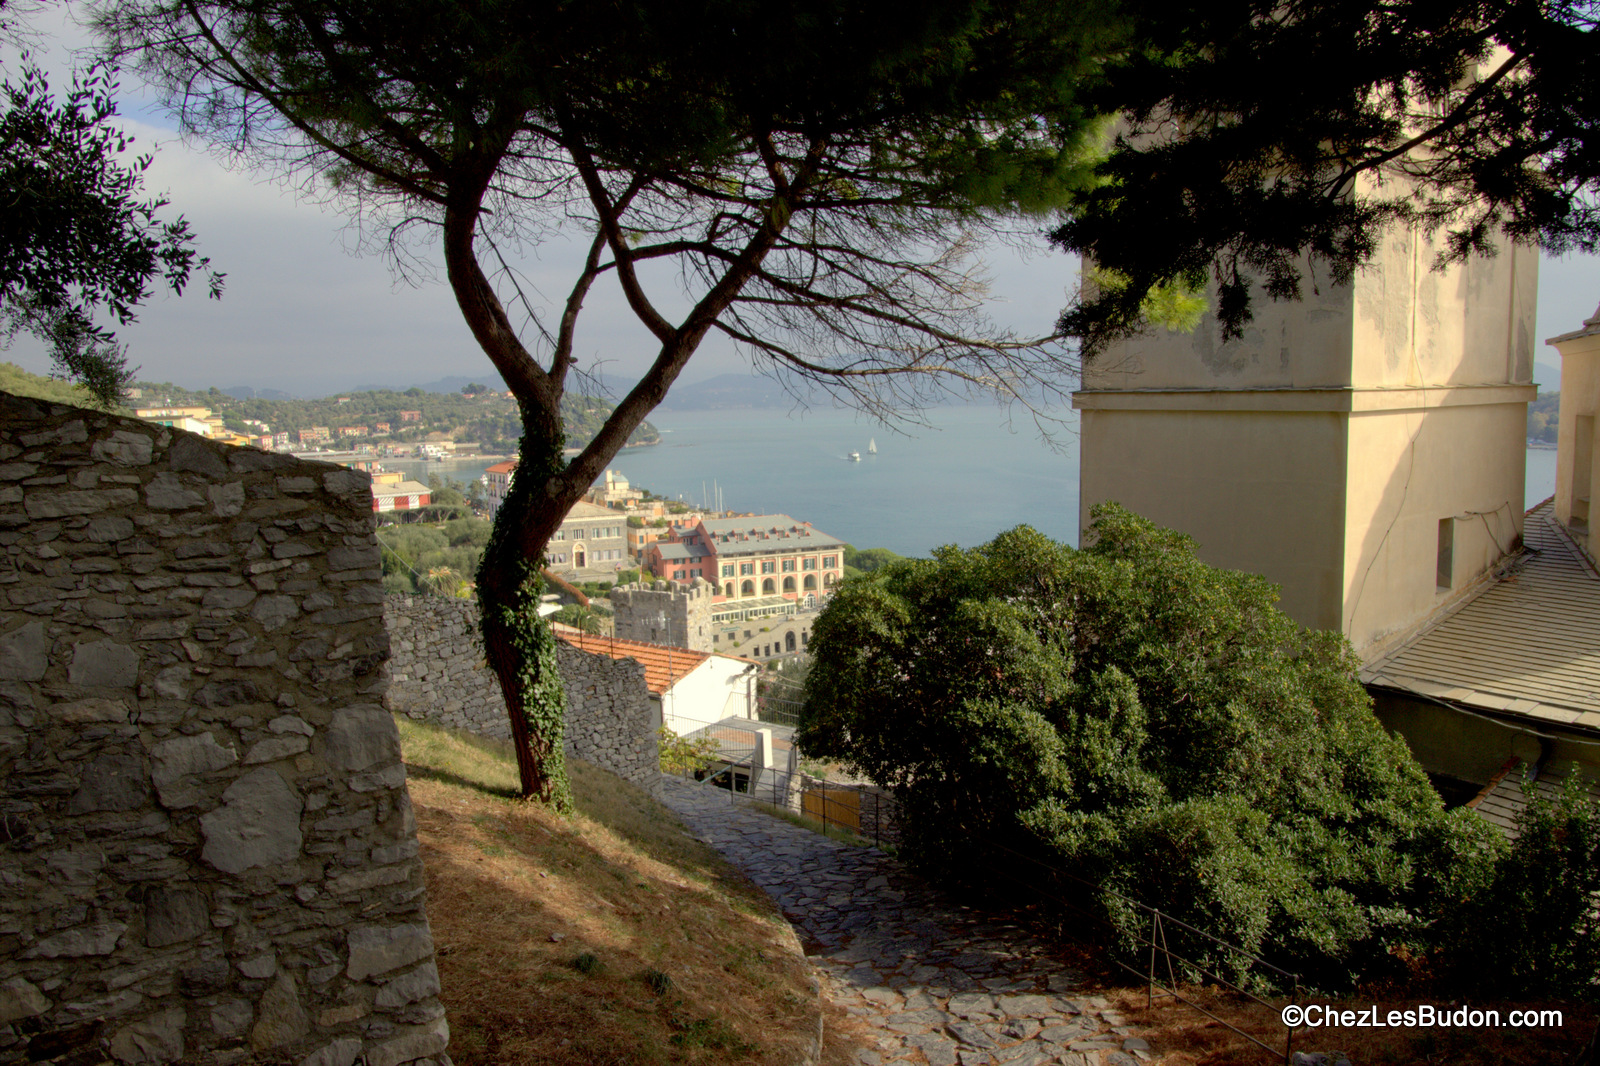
top-left (388, 409), bottom-right (1560, 558)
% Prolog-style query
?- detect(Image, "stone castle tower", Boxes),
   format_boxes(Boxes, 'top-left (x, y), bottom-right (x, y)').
top-left (610, 578), bottom-right (716, 651)
top-left (1076, 227), bottom-right (1539, 655)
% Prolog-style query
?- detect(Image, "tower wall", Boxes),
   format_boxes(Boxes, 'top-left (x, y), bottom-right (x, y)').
top-left (609, 579), bottom-right (715, 652)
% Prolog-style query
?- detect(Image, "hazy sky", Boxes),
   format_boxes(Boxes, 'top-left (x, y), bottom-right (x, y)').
top-left (4, 8), bottom-right (1595, 399)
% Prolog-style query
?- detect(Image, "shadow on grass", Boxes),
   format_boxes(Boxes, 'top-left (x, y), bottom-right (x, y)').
top-left (403, 762), bottom-right (522, 801)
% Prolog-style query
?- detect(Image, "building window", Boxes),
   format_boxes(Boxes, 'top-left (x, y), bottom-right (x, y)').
top-left (823, 555), bottom-right (837, 568)
top-left (552, 530), bottom-right (565, 541)
top-left (674, 570), bottom-right (685, 580)
top-left (722, 564), bottom-right (735, 577)
top-left (781, 559), bottom-right (795, 572)
top-left (761, 560), bottom-right (775, 574)
top-left (802, 558), bottom-right (817, 570)
top-left (1437, 518), bottom-right (1454, 590)
top-left (740, 563), bottom-right (755, 576)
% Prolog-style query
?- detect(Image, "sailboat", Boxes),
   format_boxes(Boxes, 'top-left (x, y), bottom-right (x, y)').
top-left (868, 437), bottom-right (877, 454)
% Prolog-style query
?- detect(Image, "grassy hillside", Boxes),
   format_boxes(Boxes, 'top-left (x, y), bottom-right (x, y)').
top-left (396, 718), bottom-right (849, 1066)
top-left (0, 362), bottom-right (106, 407)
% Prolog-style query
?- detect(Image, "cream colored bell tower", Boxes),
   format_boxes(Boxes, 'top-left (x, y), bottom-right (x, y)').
top-left (1074, 230), bottom-right (1539, 654)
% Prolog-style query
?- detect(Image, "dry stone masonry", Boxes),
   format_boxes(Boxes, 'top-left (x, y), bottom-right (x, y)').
top-left (384, 596), bottom-right (658, 790)
top-left (0, 392), bottom-right (449, 1066)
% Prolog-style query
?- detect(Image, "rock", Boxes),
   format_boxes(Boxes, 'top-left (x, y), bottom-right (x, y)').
top-left (26, 488), bottom-right (139, 518)
top-left (324, 705), bottom-right (401, 771)
top-left (168, 435), bottom-right (229, 478)
top-left (238, 953), bottom-right (277, 979)
top-left (374, 961), bottom-right (441, 1008)
top-left (0, 977), bottom-right (50, 1023)
top-left (244, 736), bottom-right (310, 764)
top-left (25, 921), bottom-right (127, 958)
top-left (150, 732), bottom-right (237, 809)
top-left (108, 1007), bottom-right (185, 1064)
top-left (209, 481), bottom-right (245, 516)
top-left (299, 1037), bottom-right (363, 1066)
top-left (68, 639), bottom-right (140, 688)
top-left (347, 923), bottom-right (435, 981)
top-left (251, 971), bottom-right (309, 1051)
top-left (180, 953), bottom-right (231, 995)
top-left (0, 620), bottom-right (48, 681)
top-left (92, 431), bottom-right (154, 466)
top-left (250, 596), bottom-right (300, 631)
top-left (996, 994), bottom-right (1051, 1017)
top-left (210, 999), bottom-right (254, 1040)
top-left (68, 751), bottom-right (149, 813)
top-left (947, 992), bottom-right (998, 1018)
top-left (947, 1021), bottom-right (997, 1049)
top-left (145, 473), bottom-right (206, 511)
top-left (55, 697), bottom-right (130, 723)
top-left (144, 886), bottom-right (210, 948)
top-left (200, 768), bottom-right (304, 873)
top-left (363, 1018), bottom-right (449, 1066)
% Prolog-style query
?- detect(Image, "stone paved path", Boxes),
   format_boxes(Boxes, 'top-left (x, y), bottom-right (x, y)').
top-left (657, 776), bottom-right (1154, 1066)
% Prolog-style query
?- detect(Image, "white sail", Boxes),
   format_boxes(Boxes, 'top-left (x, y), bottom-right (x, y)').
top-left (868, 437), bottom-right (877, 453)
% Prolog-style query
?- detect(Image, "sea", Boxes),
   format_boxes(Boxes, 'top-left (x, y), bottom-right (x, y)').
top-left (385, 406), bottom-right (1561, 558)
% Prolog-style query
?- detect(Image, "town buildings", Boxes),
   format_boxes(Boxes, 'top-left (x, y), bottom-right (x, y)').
top-left (642, 514), bottom-right (845, 608)
top-left (547, 501), bottom-right (629, 575)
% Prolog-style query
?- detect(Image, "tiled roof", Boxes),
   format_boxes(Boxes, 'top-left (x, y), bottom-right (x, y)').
top-left (698, 514), bottom-right (842, 553)
top-left (651, 543), bottom-right (703, 562)
top-left (485, 461), bottom-right (516, 474)
top-left (555, 630), bottom-right (710, 694)
top-left (1467, 757), bottom-right (1600, 840)
top-left (563, 500), bottom-right (616, 520)
top-left (1361, 499), bottom-right (1600, 733)
top-left (372, 480), bottom-right (430, 497)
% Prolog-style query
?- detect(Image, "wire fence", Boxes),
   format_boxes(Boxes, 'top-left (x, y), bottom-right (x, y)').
top-left (671, 754), bottom-right (1300, 1062)
top-left (674, 760), bottom-right (899, 851)
top-left (981, 839), bottom-right (1301, 1062)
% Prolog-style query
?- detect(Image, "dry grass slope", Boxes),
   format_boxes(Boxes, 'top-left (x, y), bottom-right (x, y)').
top-left (396, 718), bottom-right (827, 1065)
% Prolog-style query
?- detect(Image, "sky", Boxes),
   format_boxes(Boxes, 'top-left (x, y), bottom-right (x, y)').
top-left (4, 7), bottom-right (1596, 400)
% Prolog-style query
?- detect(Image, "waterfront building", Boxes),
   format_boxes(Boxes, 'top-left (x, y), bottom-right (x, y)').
top-left (372, 479), bottom-right (432, 513)
top-left (586, 469), bottom-right (644, 507)
top-left (484, 460), bottom-right (516, 518)
top-left (547, 500), bottom-right (629, 575)
top-left (642, 514), bottom-right (845, 608)
top-left (134, 406), bottom-right (214, 436)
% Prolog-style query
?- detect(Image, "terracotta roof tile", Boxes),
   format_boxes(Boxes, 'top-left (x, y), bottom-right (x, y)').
top-left (555, 630), bottom-right (710, 694)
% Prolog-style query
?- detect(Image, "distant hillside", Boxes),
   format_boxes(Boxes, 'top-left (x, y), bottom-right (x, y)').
top-left (128, 378), bottom-right (658, 452)
top-left (1529, 390), bottom-right (1559, 443)
top-left (0, 363), bottom-right (106, 407)
top-left (654, 372), bottom-right (793, 411)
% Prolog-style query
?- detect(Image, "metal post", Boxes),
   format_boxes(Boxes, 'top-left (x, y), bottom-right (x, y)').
top-left (1285, 976), bottom-right (1300, 1064)
top-left (1147, 911), bottom-right (1159, 1010)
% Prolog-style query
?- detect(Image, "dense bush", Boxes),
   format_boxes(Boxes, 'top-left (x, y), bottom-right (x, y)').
top-left (1435, 769), bottom-right (1600, 999)
top-left (800, 504), bottom-right (1498, 990)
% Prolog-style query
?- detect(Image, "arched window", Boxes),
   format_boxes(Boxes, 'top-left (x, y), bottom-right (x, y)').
top-left (741, 580), bottom-right (755, 596)
top-left (724, 582), bottom-right (735, 598)
top-left (823, 572), bottom-right (836, 587)
top-left (762, 578), bottom-right (775, 594)
top-left (782, 576), bottom-right (795, 593)
top-left (785, 631), bottom-right (796, 652)
top-left (803, 574), bottom-right (817, 590)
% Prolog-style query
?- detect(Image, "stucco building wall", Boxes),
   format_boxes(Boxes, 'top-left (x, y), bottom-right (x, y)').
top-left (0, 392), bottom-right (448, 1066)
top-left (1076, 226), bottom-right (1538, 653)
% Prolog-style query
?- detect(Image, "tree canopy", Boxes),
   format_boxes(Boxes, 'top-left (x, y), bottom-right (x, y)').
top-left (89, 0), bottom-right (1599, 800)
top-left (799, 507), bottom-right (1500, 988)
top-left (1054, 0), bottom-right (1600, 356)
top-left (1, 14), bottom-right (222, 407)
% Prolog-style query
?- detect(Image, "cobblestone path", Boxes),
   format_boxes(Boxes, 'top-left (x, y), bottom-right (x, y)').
top-left (657, 776), bottom-right (1155, 1066)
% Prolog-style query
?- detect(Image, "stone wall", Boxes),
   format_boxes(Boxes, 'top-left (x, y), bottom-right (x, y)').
top-left (0, 392), bottom-right (448, 1066)
top-left (384, 597), bottom-right (657, 790)
top-left (610, 579), bottom-right (714, 652)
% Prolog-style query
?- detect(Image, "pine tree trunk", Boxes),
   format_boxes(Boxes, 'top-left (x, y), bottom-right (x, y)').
top-left (474, 410), bottom-right (572, 807)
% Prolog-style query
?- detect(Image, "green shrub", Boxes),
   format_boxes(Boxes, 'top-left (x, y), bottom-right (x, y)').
top-left (1435, 768), bottom-right (1600, 999)
top-left (801, 504), bottom-right (1495, 990)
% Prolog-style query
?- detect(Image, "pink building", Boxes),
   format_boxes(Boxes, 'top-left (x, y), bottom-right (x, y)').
top-left (643, 514), bottom-right (844, 609)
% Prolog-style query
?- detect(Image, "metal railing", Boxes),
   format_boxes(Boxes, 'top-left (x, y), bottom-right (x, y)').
top-left (983, 839), bottom-right (1301, 1063)
top-left (678, 761), bottom-right (898, 851)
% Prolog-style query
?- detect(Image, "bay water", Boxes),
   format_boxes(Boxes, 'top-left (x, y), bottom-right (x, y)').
top-left (387, 406), bottom-right (1560, 558)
